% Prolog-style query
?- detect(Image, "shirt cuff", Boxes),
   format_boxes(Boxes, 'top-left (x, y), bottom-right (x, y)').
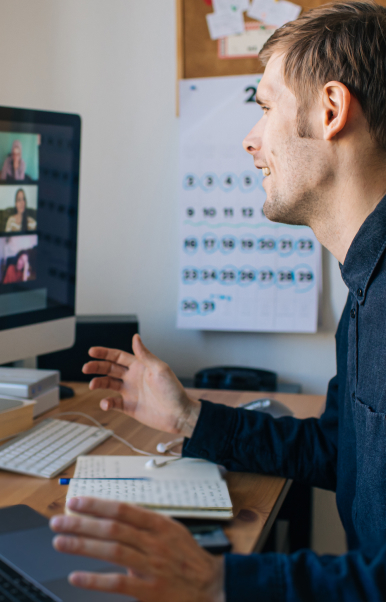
top-left (225, 553), bottom-right (285, 602)
top-left (182, 399), bottom-right (238, 463)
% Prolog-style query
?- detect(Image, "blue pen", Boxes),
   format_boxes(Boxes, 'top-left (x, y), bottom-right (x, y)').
top-left (59, 477), bottom-right (151, 485)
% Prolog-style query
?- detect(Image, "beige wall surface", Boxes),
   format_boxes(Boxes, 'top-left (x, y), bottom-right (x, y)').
top-left (0, 0), bottom-right (347, 391)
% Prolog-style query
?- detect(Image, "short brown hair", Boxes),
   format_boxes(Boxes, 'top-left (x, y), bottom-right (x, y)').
top-left (260, 1), bottom-right (386, 150)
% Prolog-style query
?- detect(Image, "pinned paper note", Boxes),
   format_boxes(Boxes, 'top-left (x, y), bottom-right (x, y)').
top-left (219, 22), bottom-right (276, 58)
top-left (206, 8), bottom-right (245, 39)
top-left (248, 0), bottom-right (301, 28)
top-left (213, 0), bottom-right (250, 12)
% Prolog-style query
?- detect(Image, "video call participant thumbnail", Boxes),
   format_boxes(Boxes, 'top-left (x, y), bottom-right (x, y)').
top-left (0, 234), bottom-right (37, 284)
top-left (5, 188), bottom-right (37, 232)
top-left (3, 250), bottom-right (31, 283)
top-left (0, 133), bottom-right (39, 182)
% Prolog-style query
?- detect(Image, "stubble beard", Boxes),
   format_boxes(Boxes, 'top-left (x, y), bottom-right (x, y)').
top-left (263, 187), bottom-right (317, 227)
top-left (262, 112), bottom-right (327, 227)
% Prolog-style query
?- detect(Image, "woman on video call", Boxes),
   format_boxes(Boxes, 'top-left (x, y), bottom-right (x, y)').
top-left (1, 139), bottom-right (27, 181)
top-left (3, 250), bottom-right (30, 284)
top-left (5, 188), bottom-right (36, 232)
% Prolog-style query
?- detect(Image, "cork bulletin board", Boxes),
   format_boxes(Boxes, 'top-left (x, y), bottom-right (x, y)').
top-left (176, 0), bottom-right (386, 80)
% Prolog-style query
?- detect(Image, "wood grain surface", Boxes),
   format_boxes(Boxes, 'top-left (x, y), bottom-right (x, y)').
top-left (0, 384), bottom-right (325, 554)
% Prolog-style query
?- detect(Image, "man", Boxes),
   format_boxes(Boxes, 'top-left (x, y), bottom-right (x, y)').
top-left (50, 2), bottom-right (386, 599)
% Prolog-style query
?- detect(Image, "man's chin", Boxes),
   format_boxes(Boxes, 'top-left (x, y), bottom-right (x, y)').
top-left (262, 198), bottom-right (282, 223)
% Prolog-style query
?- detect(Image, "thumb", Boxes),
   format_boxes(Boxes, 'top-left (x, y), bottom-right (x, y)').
top-left (132, 334), bottom-right (158, 366)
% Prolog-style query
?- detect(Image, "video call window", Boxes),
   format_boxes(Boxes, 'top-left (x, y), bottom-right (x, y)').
top-left (0, 132), bottom-right (39, 183)
top-left (0, 234), bottom-right (38, 285)
top-left (0, 185), bottom-right (38, 233)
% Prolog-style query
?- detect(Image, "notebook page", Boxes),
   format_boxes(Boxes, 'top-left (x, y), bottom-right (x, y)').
top-left (74, 456), bottom-right (222, 481)
top-left (67, 478), bottom-right (232, 510)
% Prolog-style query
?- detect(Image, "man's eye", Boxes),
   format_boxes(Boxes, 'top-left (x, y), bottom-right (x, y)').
top-left (262, 106), bottom-right (270, 113)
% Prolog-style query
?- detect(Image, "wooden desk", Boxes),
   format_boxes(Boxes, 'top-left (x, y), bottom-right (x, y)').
top-left (0, 385), bottom-right (325, 554)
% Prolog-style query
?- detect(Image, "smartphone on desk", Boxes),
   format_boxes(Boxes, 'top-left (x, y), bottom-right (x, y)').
top-left (178, 519), bottom-right (232, 554)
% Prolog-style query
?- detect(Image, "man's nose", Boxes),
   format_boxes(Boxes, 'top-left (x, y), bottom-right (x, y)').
top-left (242, 125), bottom-right (261, 156)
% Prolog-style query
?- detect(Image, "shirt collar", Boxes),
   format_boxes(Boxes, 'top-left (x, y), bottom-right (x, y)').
top-left (340, 194), bottom-right (386, 305)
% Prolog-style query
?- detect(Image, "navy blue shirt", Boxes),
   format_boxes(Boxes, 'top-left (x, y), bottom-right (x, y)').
top-left (183, 196), bottom-right (386, 601)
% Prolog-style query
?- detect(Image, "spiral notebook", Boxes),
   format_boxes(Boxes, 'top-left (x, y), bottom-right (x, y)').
top-left (66, 456), bottom-right (233, 520)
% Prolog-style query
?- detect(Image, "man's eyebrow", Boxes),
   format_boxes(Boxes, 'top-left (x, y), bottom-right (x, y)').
top-left (255, 94), bottom-right (270, 106)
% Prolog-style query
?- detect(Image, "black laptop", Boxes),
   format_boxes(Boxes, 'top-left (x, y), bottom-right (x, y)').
top-left (0, 505), bottom-right (133, 602)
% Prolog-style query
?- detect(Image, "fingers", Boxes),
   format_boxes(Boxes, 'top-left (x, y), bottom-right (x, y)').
top-left (52, 534), bottom-right (147, 573)
top-left (65, 497), bottom-right (168, 531)
top-left (131, 334), bottom-right (160, 367)
top-left (68, 571), bottom-right (148, 600)
top-left (50, 514), bottom-right (144, 553)
top-left (89, 376), bottom-right (122, 391)
top-left (83, 360), bottom-right (127, 379)
top-left (85, 336), bottom-right (161, 372)
top-left (87, 346), bottom-right (136, 368)
top-left (99, 396), bottom-right (125, 412)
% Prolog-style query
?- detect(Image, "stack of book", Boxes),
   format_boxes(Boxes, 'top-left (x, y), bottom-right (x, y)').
top-left (0, 368), bottom-right (60, 440)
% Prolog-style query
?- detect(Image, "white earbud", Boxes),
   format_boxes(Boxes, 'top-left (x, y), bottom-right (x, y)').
top-left (156, 438), bottom-right (184, 454)
top-left (145, 457), bottom-right (182, 469)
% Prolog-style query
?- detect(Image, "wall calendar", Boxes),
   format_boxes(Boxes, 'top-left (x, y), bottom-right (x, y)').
top-left (177, 75), bottom-right (321, 332)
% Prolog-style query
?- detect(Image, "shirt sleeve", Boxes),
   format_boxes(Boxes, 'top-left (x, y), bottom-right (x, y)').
top-left (225, 541), bottom-right (386, 602)
top-left (183, 374), bottom-right (339, 491)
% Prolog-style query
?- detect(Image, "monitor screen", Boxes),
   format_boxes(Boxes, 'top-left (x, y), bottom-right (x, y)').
top-left (0, 107), bottom-right (80, 334)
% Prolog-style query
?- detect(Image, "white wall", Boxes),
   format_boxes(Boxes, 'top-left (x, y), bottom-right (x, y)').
top-left (0, 0), bottom-right (348, 394)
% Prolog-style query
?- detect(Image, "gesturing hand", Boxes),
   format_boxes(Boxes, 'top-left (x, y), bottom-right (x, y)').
top-left (82, 334), bottom-right (201, 437)
top-left (50, 497), bottom-right (225, 602)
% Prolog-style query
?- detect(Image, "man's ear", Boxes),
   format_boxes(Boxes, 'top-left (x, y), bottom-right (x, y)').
top-left (322, 81), bottom-right (351, 140)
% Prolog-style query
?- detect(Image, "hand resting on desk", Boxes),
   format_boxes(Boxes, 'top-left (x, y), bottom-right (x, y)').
top-left (82, 334), bottom-right (201, 438)
top-left (50, 496), bottom-right (225, 602)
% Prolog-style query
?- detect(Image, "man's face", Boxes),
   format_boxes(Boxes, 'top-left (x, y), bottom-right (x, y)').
top-left (243, 53), bottom-right (333, 226)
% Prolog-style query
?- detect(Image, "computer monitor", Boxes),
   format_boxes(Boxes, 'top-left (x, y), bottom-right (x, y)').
top-left (0, 106), bottom-right (80, 364)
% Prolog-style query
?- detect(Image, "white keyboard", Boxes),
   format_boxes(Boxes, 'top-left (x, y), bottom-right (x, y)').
top-left (0, 419), bottom-right (112, 478)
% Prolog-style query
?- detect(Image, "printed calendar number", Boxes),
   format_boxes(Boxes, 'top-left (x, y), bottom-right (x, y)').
top-left (181, 299), bottom-right (199, 315)
top-left (239, 171), bottom-right (258, 192)
top-left (219, 267), bottom-right (237, 285)
top-left (220, 236), bottom-right (237, 253)
top-left (202, 233), bottom-right (218, 253)
top-left (296, 238), bottom-right (314, 256)
top-left (220, 173), bottom-right (238, 192)
top-left (182, 268), bottom-right (199, 283)
top-left (223, 207), bottom-right (234, 217)
top-left (244, 86), bottom-right (257, 103)
top-left (186, 207), bottom-right (195, 217)
top-left (200, 268), bottom-right (217, 283)
top-left (278, 236), bottom-right (294, 256)
top-left (257, 237), bottom-right (276, 253)
top-left (277, 269), bottom-right (294, 289)
top-left (242, 207), bottom-right (254, 217)
top-left (294, 265), bottom-right (315, 292)
top-left (203, 207), bottom-right (217, 217)
top-left (200, 173), bottom-right (218, 192)
top-left (183, 237), bottom-right (198, 255)
top-left (240, 237), bottom-right (256, 252)
top-left (201, 300), bottom-right (215, 314)
top-left (258, 268), bottom-right (275, 288)
top-left (183, 174), bottom-right (198, 190)
top-left (239, 267), bottom-right (256, 286)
